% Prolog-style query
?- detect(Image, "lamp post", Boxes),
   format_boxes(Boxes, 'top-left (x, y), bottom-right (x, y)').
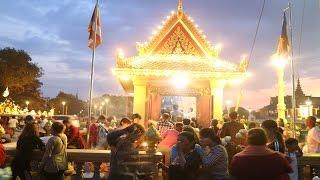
top-left (272, 54), bottom-right (287, 121)
top-left (61, 101), bottom-right (66, 115)
top-left (105, 98), bottom-right (109, 117)
top-left (25, 101), bottom-right (30, 110)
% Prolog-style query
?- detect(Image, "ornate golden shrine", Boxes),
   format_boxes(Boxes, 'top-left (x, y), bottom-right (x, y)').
top-left (113, 0), bottom-right (248, 127)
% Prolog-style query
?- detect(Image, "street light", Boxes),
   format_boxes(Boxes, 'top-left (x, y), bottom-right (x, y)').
top-left (25, 101), bottom-right (30, 110)
top-left (62, 101), bottom-right (66, 115)
top-left (271, 54), bottom-right (287, 69)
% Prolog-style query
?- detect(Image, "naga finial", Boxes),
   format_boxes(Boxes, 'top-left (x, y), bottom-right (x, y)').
top-left (178, 0), bottom-right (183, 12)
top-left (177, 0), bottom-right (184, 18)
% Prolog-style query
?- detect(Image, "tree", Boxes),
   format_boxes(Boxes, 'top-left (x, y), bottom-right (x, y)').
top-left (229, 107), bottom-right (250, 119)
top-left (0, 47), bottom-right (45, 110)
top-left (48, 91), bottom-right (86, 115)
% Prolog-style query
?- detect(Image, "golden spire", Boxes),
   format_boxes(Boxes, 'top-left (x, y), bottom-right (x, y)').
top-left (178, 0), bottom-right (183, 12)
top-left (177, 0), bottom-right (183, 18)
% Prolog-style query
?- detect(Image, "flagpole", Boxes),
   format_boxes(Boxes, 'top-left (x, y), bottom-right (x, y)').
top-left (87, 0), bottom-right (99, 146)
top-left (288, 1), bottom-right (297, 138)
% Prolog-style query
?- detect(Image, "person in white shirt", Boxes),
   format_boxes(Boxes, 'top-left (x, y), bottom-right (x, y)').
top-left (8, 116), bottom-right (19, 138)
top-left (303, 116), bottom-right (320, 153)
top-left (39, 115), bottom-right (48, 136)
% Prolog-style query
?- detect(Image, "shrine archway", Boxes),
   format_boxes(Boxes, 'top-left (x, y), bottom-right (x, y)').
top-left (112, 1), bottom-right (248, 127)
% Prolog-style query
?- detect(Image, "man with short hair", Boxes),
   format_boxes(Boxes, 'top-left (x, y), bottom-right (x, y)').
top-left (159, 131), bottom-right (202, 180)
top-left (220, 112), bottom-right (245, 145)
top-left (157, 113), bottom-right (174, 135)
top-left (303, 116), bottom-right (320, 153)
top-left (182, 118), bottom-right (191, 126)
top-left (131, 113), bottom-right (143, 126)
top-left (230, 128), bottom-right (292, 180)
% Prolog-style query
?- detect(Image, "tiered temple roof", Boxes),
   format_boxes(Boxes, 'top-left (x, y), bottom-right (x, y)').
top-left (113, 0), bottom-right (248, 92)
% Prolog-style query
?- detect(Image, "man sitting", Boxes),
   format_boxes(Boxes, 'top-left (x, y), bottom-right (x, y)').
top-left (160, 131), bottom-right (202, 180)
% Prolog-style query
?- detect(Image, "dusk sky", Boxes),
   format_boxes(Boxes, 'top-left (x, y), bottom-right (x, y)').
top-left (0, 0), bottom-right (319, 110)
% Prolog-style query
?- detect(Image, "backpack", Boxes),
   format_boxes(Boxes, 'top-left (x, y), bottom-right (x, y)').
top-left (43, 135), bottom-right (67, 173)
top-left (98, 125), bottom-right (108, 145)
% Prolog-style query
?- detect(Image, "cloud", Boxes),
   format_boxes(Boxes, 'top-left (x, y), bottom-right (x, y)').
top-left (0, 0), bottom-right (319, 110)
top-left (0, 16), bottom-right (69, 46)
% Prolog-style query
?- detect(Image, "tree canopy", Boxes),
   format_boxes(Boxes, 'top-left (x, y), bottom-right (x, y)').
top-left (0, 47), bottom-right (45, 110)
top-left (48, 91), bottom-right (86, 115)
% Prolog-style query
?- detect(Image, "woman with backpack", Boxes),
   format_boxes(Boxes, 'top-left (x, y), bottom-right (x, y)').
top-left (40, 122), bottom-right (68, 180)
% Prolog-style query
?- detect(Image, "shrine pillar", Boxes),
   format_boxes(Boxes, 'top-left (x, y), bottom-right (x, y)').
top-left (197, 95), bottom-right (212, 128)
top-left (133, 77), bottom-right (147, 126)
top-left (210, 80), bottom-right (226, 122)
top-left (148, 93), bottom-right (161, 121)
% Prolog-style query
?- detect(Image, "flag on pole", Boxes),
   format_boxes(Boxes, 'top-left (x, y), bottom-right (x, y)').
top-left (88, 3), bottom-right (102, 49)
top-left (276, 12), bottom-right (289, 56)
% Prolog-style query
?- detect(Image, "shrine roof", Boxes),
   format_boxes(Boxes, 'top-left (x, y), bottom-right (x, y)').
top-left (113, 1), bottom-right (249, 92)
top-left (116, 55), bottom-right (239, 72)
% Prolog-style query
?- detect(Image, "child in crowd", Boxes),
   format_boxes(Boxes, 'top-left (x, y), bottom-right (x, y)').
top-left (285, 138), bottom-right (303, 180)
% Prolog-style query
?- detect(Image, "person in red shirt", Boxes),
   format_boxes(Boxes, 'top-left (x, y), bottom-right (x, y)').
top-left (0, 124), bottom-right (5, 167)
top-left (230, 128), bottom-right (292, 180)
top-left (158, 122), bottom-right (183, 165)
top-left (89, 117), bottom-right (99, 149)
top-left (63, 119), bottom-right (85, 149)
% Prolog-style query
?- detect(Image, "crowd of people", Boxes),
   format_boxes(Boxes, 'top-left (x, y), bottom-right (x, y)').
top-left (0, 110), bottom-right (319, 180)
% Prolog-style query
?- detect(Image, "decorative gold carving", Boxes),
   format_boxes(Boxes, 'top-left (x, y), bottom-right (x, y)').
top-left (149, 86), bottom-right (211, 96)
top-left (137, 11), bottom-right (220, 58)
top-left (156, 26), bottom-right (200, 56)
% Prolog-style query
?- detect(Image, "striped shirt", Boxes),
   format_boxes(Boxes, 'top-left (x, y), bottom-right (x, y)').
top-left (202, 145), bottom-right (229, 178)
top-left (157, 120), bottom-right (174, 135)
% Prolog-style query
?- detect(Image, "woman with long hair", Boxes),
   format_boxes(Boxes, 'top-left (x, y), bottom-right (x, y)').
top-left (11, 119), bottom-right (45, 180)
top-left (261, 120), bottom-right (285, 153)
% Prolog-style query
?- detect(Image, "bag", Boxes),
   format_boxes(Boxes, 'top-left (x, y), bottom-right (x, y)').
top-left (43, 136), bottom-right (67, 173)
top-left (98, 125), bottom-right (108, 145)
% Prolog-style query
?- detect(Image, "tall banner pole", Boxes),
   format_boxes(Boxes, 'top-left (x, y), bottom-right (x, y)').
top-left (288, 2), bottom-right (297, 138)
top-left (87, 0), bottom-right (99, 145)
